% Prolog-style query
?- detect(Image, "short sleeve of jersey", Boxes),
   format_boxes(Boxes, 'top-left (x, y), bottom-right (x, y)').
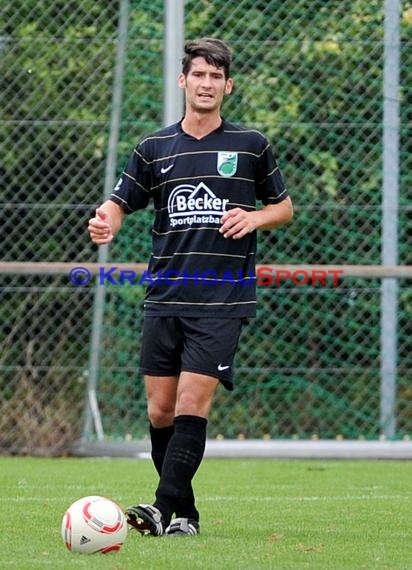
top-left (255, 138), bottom-right (288, 205)
top-left (109, 144), bottom-right (151, 213)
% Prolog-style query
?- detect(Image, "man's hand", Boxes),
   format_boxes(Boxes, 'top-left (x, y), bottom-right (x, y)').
top-left (88, 207), bottom-right (114, 245)
top-left (220, 199), bottom-right (293, 239)
top-left (219, 208), bottom-right (257, 239)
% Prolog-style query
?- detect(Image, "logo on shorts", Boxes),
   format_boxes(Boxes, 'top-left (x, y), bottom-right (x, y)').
top-left (167, 182), bottom-right (229, 228)
top-left (217, 152), bottom-right (238, 177)
top-left (217, 363), bottom-right (230, 371)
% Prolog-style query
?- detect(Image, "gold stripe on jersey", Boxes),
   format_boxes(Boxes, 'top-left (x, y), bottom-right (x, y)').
top-left (148, 276), bottom-right (257, 283)
top-left (123, 170), bottom-right (150, 193)
top-left (133, 148), bottom-right (150, 165)
top-left (141, 148), bottom-right (265, 165)
top-left (152, 251), bottom-right (250, 260)
top-left (257, 142), bottom-right (271, 157)
top-left (154, 202), bottom-right (256, 214)
top-left (257, 165), bottom-right (281, 185)
top-left (150, 174), bottom-right (255, 192)
top-left (265, 187), bottom-right (288, 199)
top-left (109, 194), bottom-right (130, 209)
top-left (223, 128), bottom-right (265, 136)
top-left (140, 132), bottom-right (179, 144)
top-left (152, 226), bottom-right (221, 236)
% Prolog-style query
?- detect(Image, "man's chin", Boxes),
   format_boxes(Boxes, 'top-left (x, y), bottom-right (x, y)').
top-left (193, 102), bottom-right (219, 113)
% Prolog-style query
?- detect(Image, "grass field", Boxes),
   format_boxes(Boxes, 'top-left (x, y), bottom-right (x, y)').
top-left (1, 456), bottom-right (411, 569)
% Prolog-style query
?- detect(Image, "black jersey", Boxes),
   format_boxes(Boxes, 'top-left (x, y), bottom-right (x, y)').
top-left (110, 118), bottom-right (288, 317)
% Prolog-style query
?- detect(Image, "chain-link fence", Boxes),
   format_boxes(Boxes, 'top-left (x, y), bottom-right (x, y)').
top-left (1, 0), bottom-right (412, 454)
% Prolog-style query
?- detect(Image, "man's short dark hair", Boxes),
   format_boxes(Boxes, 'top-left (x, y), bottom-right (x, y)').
top-left (182, 38), bottom-right (232, 79)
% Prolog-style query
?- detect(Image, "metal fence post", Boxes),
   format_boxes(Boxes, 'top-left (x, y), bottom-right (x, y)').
top-left (83, 0), bottom-right (130, 440)
top-left (163, 0), bottom-right (185, 126)
top-left (380, 0), bottom-right (400, 439)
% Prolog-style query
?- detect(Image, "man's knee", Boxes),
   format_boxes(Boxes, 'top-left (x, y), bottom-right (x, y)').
top-left (145, 375), bottom-right (178, 427)
top-left (175, 374), bottom-right (219, 418)
top-left (148, 401), bottom-right (175, 428)
top-left (175, 392), bottom-right (202, 417)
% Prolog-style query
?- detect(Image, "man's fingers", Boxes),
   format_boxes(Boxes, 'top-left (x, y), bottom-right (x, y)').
top-left (89, 217), bottom-right (109, 230)
top-left (221, 221), bottom-right (245, 239)
top-left (220, 208), bottom-right (241, 224)
top-left (96, 207), bottom-right (109, 221)
top-left (88, 228), bottom-right (114, 245)
top-left (219, 209), bottom-right (254, 239)
top-left (220, 213), bottom-right (245, 234)
top-left (88, 215), bottom-right (113, 245)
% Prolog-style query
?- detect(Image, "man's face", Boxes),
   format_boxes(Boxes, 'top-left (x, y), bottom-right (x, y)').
top-left (178, 57), bottom-right (233, 114)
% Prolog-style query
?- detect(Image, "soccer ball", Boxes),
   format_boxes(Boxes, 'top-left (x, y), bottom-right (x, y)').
top-left (61, 495), bottom-right (128, 554)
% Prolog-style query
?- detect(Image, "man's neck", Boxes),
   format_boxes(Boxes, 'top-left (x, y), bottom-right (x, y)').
top-left (181, 111), bottom-right (222, 140)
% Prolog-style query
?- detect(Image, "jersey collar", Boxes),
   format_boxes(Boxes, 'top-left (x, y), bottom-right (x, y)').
top-left (178, 117), bottom-right (225, 140)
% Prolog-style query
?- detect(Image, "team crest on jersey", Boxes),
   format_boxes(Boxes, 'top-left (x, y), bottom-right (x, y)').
top-left (217, 152), bottom-right (238, 177)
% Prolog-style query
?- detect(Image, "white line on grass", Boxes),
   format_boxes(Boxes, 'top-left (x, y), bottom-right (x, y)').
top-left (0, 494), bottom-right (409, 503)
top-left (202, 494), bottom-right (412, 502)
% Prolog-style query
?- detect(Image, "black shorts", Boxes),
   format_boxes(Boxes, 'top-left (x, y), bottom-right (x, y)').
top-left (139, 316), bottom-right (246, 391)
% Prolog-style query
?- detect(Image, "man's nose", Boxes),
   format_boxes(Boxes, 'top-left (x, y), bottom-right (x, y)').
top-left (201, 75), bottom-right (212, 88)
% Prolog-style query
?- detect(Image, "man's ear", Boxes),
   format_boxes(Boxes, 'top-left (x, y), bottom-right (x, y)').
top-left (178, 72), bottom-right (186, 89)
top-left (224, 78), bottom-right (234, 95)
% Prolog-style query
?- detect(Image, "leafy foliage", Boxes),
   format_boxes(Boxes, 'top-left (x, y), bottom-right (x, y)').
top-left (2, 1), bottom-right (412, 448)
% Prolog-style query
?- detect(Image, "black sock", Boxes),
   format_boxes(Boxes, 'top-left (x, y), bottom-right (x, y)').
top-left (150, 422), bottom-right (199, 521)
top-left (153, 415), bottom-right (207, 525)
top-left (150, 423), bottom-right (174, 476)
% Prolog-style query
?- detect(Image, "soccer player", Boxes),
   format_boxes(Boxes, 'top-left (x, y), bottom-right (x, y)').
top-left (88, 38), bottom-right (293, 536)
